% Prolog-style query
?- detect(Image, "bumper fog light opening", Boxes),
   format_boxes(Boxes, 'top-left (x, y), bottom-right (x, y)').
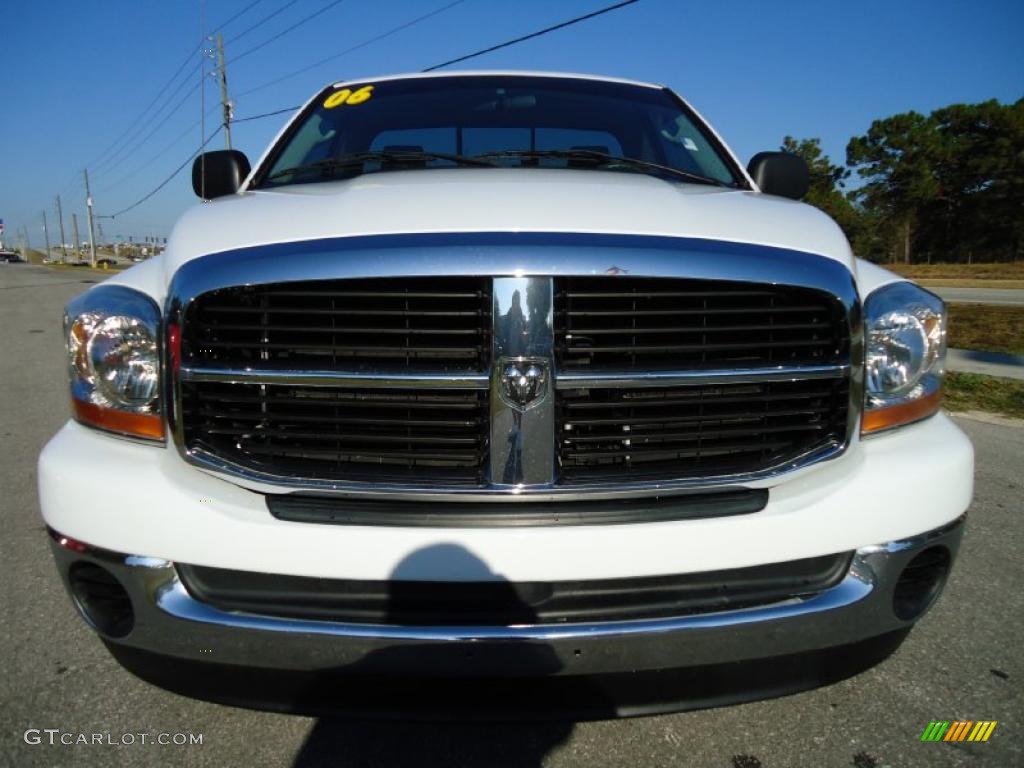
top-left (68, 562), bottom-right (135, 638)
top-left (893, 546), bottom-right (951, 621)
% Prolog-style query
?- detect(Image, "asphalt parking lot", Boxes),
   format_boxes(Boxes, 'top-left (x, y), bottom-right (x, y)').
top-left (1, 264), bottom-right (1021, 768)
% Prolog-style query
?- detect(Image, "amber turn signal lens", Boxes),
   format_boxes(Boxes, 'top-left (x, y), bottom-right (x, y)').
top-left (72, 398), bottom-right (165, 440)
top-left (862, 390), bottom-right (942, 434)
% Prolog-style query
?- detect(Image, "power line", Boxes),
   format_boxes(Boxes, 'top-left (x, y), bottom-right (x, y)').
top-left (57, 171), bottom-right (82, 201)
top-left (94, 79), bottom-right (203, 180)
top-left (424, 0), bottom-right (641, 71)
top-left (233, 105), bottom-right (300, 123)
top-left (89, 0), bottom-right (266, 176)
top-left (96, 104), bottom-right (221, 196)
top-left (229, 0), bottom-right (346, 66)
top-left (234, 0), bottom-right (643, 122)
top-left (215, 0), bottom-right (268, 35)
top-left (227, 0), bottom-right (299, 45)
top-left (91, 67), bottom-right (203, 177)
top-left (237, 0), bottom-right (465, 98)
top-left (102, 127), bottom-right (223, 219)
top-left (87, 51), bottom-right (200, 172)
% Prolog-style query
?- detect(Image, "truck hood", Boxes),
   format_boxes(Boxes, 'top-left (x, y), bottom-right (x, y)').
top-left (163, 168), bottom-right (854, 278)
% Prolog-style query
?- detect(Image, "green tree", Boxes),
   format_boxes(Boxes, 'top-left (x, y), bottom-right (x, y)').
top-left (846, 111), bottom-right (940, 263)
top-left (846, 99), bottom-right (1024, 264)
top-left (781, 136), bottom-right (865, 251)
top-left (926, 99), bottom-right (1024, 263)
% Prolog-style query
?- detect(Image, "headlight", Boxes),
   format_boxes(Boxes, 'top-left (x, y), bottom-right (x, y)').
top-left (64, 286), bottom-right (164, 441)
top-left (862, 281), bottom-right (945, 434)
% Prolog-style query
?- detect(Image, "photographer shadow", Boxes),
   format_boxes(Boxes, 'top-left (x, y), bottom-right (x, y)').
top-left (290, 543), bottom-right (615, 767)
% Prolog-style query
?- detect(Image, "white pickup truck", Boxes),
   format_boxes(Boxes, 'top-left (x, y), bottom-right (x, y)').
top-left (40, 71), bottom-right (972, 717)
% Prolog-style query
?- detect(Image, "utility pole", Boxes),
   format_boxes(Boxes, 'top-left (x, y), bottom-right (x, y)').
top-left (42, 211), bottom-right (51, 261)
top-left (84, 169), bottom-right (98, 268)
top-left (55, 195), bottom-right (68, 262)
top-left (72, 213), bottom-right (82, 256)
top-left (215, 33), bottom-right (232, 149)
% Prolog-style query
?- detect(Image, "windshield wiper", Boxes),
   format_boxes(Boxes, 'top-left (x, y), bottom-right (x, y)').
top-left (266, 151), bottom-right (497, 182)
top-left (475, 149), bottom-right (733, 187)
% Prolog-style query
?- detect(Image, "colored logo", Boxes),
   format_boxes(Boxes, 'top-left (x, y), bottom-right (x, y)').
top-left (921, 721), bottom-right (997, 742)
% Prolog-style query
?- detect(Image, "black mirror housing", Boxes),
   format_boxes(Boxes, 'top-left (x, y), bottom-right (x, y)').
top-left (746, 152), bottom-right (809, 200)
top-left (192, 150), bottom-right (251, 199)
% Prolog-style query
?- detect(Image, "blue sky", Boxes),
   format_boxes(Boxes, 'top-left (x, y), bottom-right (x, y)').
top-left (1, 0), bottom-right (1021, 246)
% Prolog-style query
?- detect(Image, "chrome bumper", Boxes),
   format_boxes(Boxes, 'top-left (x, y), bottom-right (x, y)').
top-left (48, 516), bottom-right (964, 678)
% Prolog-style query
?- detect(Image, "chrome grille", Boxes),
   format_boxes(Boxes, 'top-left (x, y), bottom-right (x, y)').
top-left (552, 276), bottom-right (851, 482)
top-left (557, 379), bottom-right (849, 483)
top-left (172, 250), bottom-right (856, 492)
top-left (184, 277), bottom-right (491, 372)
top-left (555, 277), bottom-right (845, 371)
top-left (181, 382), bottom-right (489, 484)
top-left (179, 277), bottom-right (491, 485)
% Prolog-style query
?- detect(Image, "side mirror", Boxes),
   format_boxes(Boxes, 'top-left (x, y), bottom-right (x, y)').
top-left (191, 150), bottom-right (251, 199)
top-left (746, 152), bottom-right (809, 200)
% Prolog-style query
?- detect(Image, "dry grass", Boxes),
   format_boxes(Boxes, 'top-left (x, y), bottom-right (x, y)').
top-left (888, 262), bottom-right (1024, 280)
top-left (944, 373), bottom-right (1024, 420)
top-left (948, 303), bottom-right (1024, 356)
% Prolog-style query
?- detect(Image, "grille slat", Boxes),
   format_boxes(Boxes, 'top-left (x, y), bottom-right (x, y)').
top-left (255, 290), bottom-right (485, 299)
top-left (565, 305), bottom-right (826, 317)
top-left (193, 323), bottom-right (483, 335)
top-left (189, 411), bottom-right (483, 428)
top-left (561, 410), bottom-right (833, 434)
top-left (562, 289), bottom-right (780, 299)
top-left (194, 341), bottom-right (482, 355)
top-left (568, 321), bottom-right (830, 335)
top-left (560, 389), bottom-right (839, 411)
top-left (203, 427), bottom-right (482, 445)
top-left (556, 339), bottom-right (838, 355)
top-left (198, 306), bottom-right (483, 317)
top-left (186, 392), bottom-right (480, 409)
top-left (561, 441), bottom-right (799, 463)
top-left (243, 443), bottom-right (484, 463)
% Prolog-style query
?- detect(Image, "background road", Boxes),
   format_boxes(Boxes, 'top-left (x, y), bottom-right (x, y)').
top-left (2, 265), bottom-right (1021, 768)
top-left (930, 286), bottom-right (1024, 306)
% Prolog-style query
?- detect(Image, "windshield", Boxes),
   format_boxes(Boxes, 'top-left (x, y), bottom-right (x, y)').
top-left (256, 75), bottom-right (744, 188)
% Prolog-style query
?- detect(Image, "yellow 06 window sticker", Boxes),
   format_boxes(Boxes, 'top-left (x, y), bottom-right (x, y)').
top-left (323, 85), bottom-right (374, 109)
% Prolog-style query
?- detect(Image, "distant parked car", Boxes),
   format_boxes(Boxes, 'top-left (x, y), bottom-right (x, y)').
top-left (96, 258), bottom-right (118, 267)
top-left (0, 251), bottom-right (24, 263)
